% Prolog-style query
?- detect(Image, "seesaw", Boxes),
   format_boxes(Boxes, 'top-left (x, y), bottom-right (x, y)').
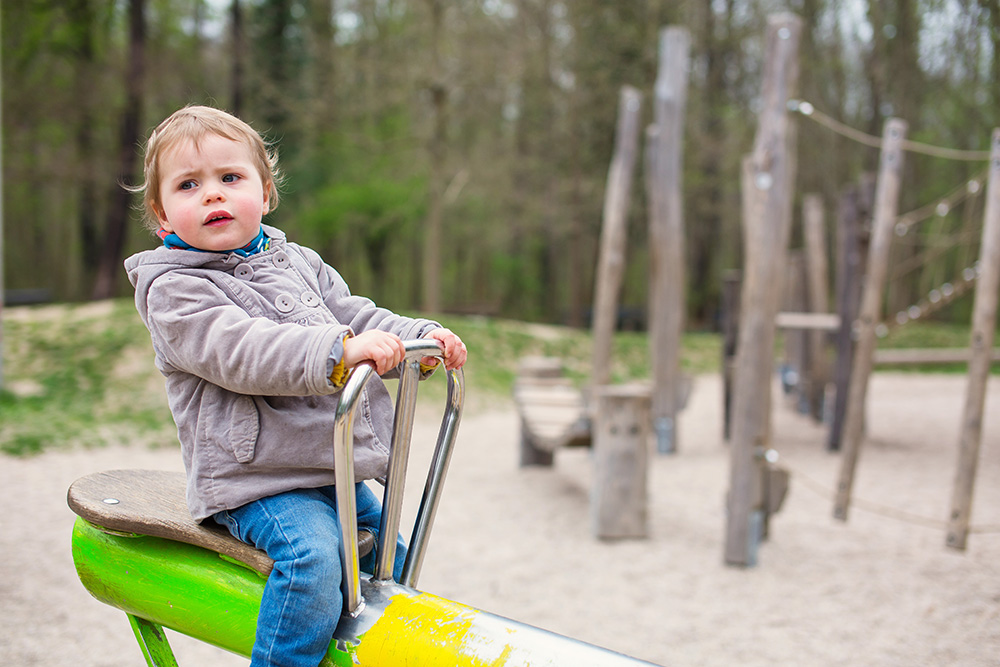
top-left (68, 339), bottom-right (660, 666)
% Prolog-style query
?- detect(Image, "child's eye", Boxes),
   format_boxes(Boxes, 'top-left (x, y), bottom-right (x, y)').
top-left (179, 180), bottom-right (196, 191)
top-left (222, 173), bottom-right (241, 183)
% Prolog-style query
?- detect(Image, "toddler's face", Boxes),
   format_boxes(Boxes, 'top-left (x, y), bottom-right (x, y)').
top-left (155, 134), bottom-right (270, 251)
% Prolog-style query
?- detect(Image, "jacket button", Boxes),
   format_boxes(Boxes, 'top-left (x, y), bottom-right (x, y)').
top-left (301, 291), bottom-right (320, 307)
top-left (275, 294), bottom-right (295, 313)
top-left (272, 251), bottom-right (289, 269)
top-left (234, 263), bottom-right (254, 280)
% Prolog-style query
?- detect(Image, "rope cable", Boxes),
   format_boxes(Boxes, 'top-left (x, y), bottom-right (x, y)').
top-left (790, 100), bottom-right (992, 161)
top-left (780, 457), bottom-right (1000, 534)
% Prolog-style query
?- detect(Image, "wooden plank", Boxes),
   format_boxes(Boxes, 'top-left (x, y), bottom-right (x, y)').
top-left (725, 13), bottom-right (802, 567)
top-left (648, 26), bottom-right (690, 454)
top-left (67, 469), bottom-right (375, 577)
top-left (833, 118), bottom-right (908, 521)
top-left (947, 127), bottom-right (1000, 550)
top-left (513, 360), bottom-right (589, 454)
top-left (775, 311), bottom-right (841, 330)
top-left (592, 86), bottom-right (642, 387)
top-left (68, 469), bottom-right (274, 575)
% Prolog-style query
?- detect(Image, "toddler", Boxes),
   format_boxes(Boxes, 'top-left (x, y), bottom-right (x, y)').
top-left (124, 105), bottom-right (466, 667)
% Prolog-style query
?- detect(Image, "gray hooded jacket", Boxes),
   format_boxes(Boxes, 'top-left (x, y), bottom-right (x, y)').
top-left (125, 225), bottom-right (439, 521)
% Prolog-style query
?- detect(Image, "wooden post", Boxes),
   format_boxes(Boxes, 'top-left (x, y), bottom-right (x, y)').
top-left (828, 175), bottom-right (874, 450)
top-left (724, 14), bottom-right (801, 567)
top-left (591, 86), bottom-right (643, 388)
top-left (0, 14), bottom-right (5, 392)
top-left (648, 26), bottom-right (690, 455)
top-left (833, 118), bottom-right (907, 521)
top-left (721, 270), bottom-right (742, 440)
top-left (592, 384), bottom-right (651, 540)
top-left (803, 194), bottom-right (830, 421)
top-left (781, 251), bottom-right (808, 405)
top-left (946, 128), bottom-right (1000, 550)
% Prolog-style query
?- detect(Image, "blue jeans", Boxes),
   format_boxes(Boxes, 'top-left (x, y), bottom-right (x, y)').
top-left (214, 483), bottom-right (407, 667)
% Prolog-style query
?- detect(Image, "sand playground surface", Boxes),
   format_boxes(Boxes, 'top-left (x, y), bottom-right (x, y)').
top-left (2, 372), bottom-right (999, 666)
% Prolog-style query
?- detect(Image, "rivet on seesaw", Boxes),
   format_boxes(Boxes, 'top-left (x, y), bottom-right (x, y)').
top-left (103, 498), bottom-right (120, 505)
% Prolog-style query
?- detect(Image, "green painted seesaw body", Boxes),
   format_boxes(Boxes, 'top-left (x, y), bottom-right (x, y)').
top-left (71, 517), bottom-right (659, 666)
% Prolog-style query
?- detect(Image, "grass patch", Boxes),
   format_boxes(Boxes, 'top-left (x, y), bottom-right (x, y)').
top-left (1, 300), bottom-right (176, 456)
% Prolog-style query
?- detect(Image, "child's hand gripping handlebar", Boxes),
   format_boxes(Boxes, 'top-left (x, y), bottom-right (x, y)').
top-left (332, 339), bottom-right (465, 617)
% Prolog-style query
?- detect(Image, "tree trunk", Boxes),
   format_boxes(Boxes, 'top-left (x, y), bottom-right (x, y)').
top-left (422, 0), bottom-right (446, 315)
top-left (231, 0), bottom-right (244, 116)
top-left (92, 0), bottom-right (145, 300)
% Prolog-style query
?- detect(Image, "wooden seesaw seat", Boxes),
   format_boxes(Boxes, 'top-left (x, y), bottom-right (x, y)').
top-left (67, 468), bottom-right (375, 577)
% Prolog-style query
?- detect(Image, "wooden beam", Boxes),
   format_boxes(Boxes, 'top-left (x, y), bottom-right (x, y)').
top-left (873, 348), bottom-right (1000, 365)
top-left (591, 86), bottom-right (642, 388)
top-left (725, 14), bottom-right (801, 567)
top-left (648, 26), bottom-right (690, 455)
top-left (833, 118), bottom-right (908, 521)
top-left (828, 175), bottom-right (875, 451)
top-left (947, 128), bottom-right (1000, 550)
top-left (775, 311), bottom-right (841, 330)
top-left (803, 194), bottom-right (831, 420)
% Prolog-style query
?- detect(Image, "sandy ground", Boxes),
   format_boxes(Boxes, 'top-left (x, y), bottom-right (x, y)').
top-left (2, 371), bottom-right (999, 666)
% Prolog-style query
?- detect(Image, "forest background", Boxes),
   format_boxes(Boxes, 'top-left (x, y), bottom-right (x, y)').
top-left (3, 0), bottom-right (1000, 330)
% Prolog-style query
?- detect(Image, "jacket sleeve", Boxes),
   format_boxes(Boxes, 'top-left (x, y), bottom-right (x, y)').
top-left (298, 244), bottom-right (441, 343)
top-left (144, 271), bottom-right (350, 396)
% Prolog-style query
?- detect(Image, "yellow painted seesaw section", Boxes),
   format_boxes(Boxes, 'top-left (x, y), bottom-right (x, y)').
top-left (72, 517), bottom-right (661, 666)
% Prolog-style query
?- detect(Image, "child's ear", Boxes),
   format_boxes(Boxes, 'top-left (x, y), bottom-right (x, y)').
top-left (262, 191), bottom-right (271, 216)
top-left (154, 204), bottom-right (173, 233)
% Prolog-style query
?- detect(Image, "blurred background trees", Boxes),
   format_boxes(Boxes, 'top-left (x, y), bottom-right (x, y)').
top-left (2, 0), bottom-right (997, 328)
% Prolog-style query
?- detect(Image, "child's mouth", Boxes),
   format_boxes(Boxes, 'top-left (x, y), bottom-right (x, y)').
top-left (204, 212), bottom-right (233, 226)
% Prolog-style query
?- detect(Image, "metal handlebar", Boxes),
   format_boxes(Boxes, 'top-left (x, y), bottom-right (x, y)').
top-left (333, 339), bottom-right (465, 616)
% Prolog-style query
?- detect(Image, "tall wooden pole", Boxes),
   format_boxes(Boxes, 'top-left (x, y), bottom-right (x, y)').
top-left (648, 26), bottom-right (690, 454)
top-left (0, 8), bottom-right (5, 392)
top-left (724, 14), bottom-right (801, 567)
top-left (833, 118), bottom-right (907, 521)
top-left (946, 128), bottom-right (1000, 550)
top-left (802, 194), bottom-right (830, 420)
top-left (591, 86), bottom-right (642, 388)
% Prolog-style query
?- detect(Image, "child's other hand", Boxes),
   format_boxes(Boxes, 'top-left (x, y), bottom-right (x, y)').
top-left (422, 328), bottom-right (467, 371)
top-left (343, 331), bottom-right (406, 375)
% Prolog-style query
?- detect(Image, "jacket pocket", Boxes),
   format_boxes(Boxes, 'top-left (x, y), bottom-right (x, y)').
top-left (229, 395), bottom-right (260, 463)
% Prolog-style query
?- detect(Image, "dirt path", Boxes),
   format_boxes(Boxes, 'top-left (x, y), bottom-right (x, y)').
top-left (2, 372), bottom-right (998, 666)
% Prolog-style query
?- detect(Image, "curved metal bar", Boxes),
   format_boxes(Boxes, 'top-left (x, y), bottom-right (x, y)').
top-left (333, 361), bottom-right (375, 617)
top-left (373, 358), bottom-right (421, 581)
top-left (375, 339), bottom-right (446, 581)
top-left (336, 339), bottom-right (451, 606)
top-left (401, 365), bottom-right (464, 587)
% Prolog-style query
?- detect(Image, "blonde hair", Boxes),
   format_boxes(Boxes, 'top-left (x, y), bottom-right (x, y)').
top-left (130, 105), bottom-right (283, 231)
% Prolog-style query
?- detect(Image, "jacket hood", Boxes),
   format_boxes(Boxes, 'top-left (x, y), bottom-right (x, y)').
top-left (125, 224), bottom-right (286, 323)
